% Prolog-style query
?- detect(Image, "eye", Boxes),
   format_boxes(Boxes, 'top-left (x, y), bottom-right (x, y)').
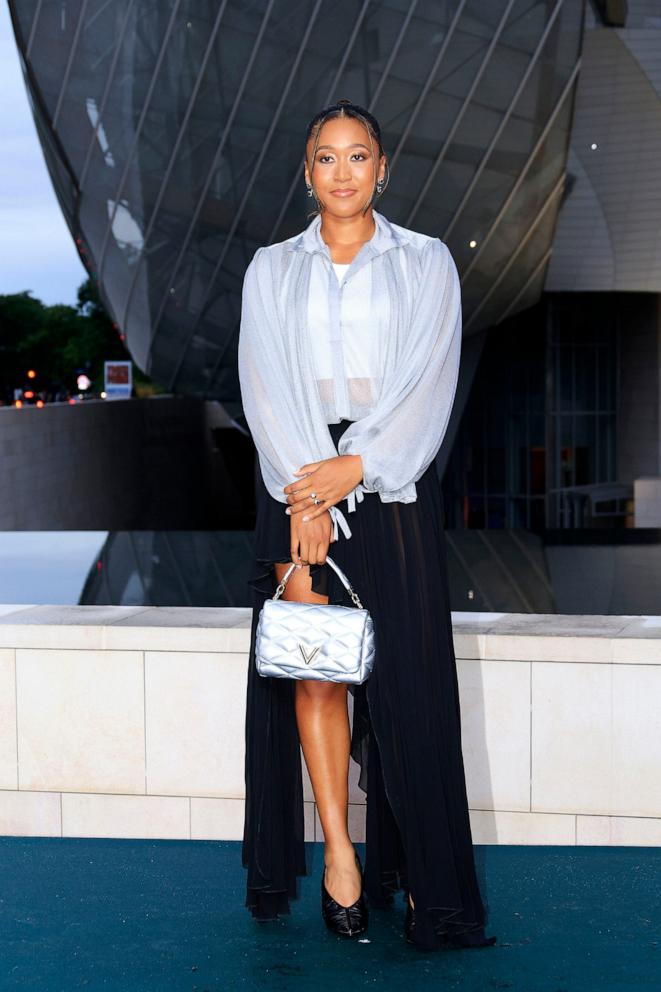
top-left (317, 153), bottom-right (368, 163)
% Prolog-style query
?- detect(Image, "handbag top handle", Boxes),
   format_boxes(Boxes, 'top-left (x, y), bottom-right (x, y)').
top-left (273, 554), bottom-right (364, 609)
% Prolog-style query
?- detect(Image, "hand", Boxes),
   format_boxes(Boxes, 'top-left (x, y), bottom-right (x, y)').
top-left (283, 454), bottom-right (364, 523)
top-left (290, 510), bottom-right (334, 567)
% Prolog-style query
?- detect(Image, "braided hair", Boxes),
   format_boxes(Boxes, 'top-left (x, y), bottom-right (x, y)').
top-left (304, 98), bottom-right (390, 218)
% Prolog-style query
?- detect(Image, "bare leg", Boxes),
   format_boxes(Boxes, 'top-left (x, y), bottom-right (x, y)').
top-left (274, 562), bottom-right (362, 906)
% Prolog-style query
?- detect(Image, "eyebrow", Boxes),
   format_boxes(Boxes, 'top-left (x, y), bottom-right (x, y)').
top-left (315, 143), bottom-right (371, 151)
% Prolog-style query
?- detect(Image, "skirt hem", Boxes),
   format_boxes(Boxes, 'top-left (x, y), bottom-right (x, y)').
top-left (242, 419), bottom-right (496, 950)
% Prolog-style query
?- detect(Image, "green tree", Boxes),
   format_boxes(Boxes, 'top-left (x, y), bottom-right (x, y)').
top-left (0, 279), bottom-right (164, 402)
top-left (0, 292), bottom-right (44, 392)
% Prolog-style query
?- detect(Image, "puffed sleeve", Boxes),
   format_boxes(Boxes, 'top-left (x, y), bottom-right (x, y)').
top-left (238, 246), bottom-right (363, 542)
top-left (237, 246), bottom-right (305, 504)
top-left (338, 238), bottom-right (461, 499)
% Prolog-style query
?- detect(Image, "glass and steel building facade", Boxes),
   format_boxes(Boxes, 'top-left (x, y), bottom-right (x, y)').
top-left (8, 0), bottom-right (584, 418)
top-left (8, 0), bottom-right (661, 572)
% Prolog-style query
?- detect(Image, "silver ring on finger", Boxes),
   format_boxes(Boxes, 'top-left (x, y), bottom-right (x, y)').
top-left (310, 491), bottom-right (317, 499)
top-left (313, 497), bottom-right (322, 505)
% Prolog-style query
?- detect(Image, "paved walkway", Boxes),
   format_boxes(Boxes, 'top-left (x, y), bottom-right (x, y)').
top-left (1, 838), bottom-right (659, 990)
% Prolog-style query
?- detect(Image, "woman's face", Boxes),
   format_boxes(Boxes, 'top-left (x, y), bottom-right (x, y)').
top-left (304, 115), bottom-right (386, 217)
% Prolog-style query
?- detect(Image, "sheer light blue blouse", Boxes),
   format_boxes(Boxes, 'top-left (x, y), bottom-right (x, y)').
top-left (238, 208), bottom-right (462, 542)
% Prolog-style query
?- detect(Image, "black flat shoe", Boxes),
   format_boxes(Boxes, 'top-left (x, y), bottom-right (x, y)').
top-left (321, 849), bottom-right (368, 937)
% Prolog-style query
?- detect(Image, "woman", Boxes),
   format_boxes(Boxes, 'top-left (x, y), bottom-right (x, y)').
top-left (238, 99), bottom-right (496, 953)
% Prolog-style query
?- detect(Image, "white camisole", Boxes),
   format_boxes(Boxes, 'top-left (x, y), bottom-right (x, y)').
top-left (331, 261), bottom-right (350, 280)
top-left (308, 259), bottom-right (377, 419)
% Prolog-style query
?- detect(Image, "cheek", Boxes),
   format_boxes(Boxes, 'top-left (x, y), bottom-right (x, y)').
top-left (355, 162), bottom-right (377, 182)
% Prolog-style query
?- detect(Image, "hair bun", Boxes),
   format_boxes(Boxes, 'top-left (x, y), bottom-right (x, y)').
top-left (336, 98), bottom-right (353, 105)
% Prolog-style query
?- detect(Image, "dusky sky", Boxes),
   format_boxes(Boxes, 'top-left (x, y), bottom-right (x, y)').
top-left (1, 4), bottom-right (87, 306)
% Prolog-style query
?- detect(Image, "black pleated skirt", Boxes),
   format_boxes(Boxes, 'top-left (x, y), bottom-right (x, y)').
top-left (241, 419), bottom-right (496, 952)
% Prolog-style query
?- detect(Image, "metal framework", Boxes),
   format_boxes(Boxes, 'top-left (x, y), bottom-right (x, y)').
top-left (8, 0), bottom-right (585, 403)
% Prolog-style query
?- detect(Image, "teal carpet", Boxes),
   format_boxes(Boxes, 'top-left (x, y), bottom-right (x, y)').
top-left (0, 838), bottom-right (659, 991)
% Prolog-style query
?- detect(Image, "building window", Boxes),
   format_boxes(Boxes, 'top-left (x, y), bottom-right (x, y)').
top-left (446, 294), bottom-right (618, 531)
top-left (546, 294), bottom-right (618, 528)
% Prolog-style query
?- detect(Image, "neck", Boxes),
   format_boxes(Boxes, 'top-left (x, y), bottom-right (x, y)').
top-left (319, 208), bottom-right (376, 248)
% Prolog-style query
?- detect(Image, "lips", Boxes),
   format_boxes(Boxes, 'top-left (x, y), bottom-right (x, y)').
top-left (330, 189), bottom-right (357, 196)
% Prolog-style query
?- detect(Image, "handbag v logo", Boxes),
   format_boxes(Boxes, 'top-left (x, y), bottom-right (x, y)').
top-left (298, 642), bottom-right (321, 665)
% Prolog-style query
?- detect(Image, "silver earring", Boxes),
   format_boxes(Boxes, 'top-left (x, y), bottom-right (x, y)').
top-left (306, 184), bottom-right (313, 197)
top-left (376, 179), bottom-right (384, 194)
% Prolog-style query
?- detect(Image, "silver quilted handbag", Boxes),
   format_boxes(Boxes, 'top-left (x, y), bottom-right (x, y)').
top-left (255, 554), bottom-right (375, 684)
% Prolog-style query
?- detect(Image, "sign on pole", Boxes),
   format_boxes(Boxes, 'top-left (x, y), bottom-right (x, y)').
top-left (104, 360), bottom-right (132, 399)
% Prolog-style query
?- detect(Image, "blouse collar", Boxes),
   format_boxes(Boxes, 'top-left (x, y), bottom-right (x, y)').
top-left (287, 207), bottom-right (410, 258)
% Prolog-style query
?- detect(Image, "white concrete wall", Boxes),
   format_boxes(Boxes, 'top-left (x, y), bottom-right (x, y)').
top-left (1, 605), bottom-right (660, 846)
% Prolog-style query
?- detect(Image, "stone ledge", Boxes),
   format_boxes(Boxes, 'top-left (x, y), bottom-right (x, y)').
top-left (0, 605), bottom-right (253, 651)
top-left (1, 606), bottom-right (661, 844)
top-left (0, 605), bottom-right (658, 662)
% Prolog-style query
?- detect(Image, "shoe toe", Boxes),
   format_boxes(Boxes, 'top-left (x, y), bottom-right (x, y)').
top-left (321, 857), bottom-right (369, 937)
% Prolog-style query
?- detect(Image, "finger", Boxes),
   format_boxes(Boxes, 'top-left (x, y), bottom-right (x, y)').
top-left (290, 536), bottom-right (301, 564)
top-left (301, 500), bottom-right (333, 523)
top-left (299, 536), bottom-right (310, 565)
top-left (293, 462), bottom-right (320, 476)
top-left (283, 480), bottom-right (308, 495)
top-left (317, 542), bottom-right (328, 565)
top-left (286, 487), bottom-right (318, 506)
top-left (288, 494), bottom-right (326, 516)
top-left (326, 509), bottom-right (336, 543)
top-left (285, 486), bottom-right (312, 503)
top-left (285, 466), bottom-right (319, 488)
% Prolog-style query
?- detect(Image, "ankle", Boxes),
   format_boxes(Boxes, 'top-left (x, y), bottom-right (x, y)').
top-left (324, 839), bottom-right (356, 864)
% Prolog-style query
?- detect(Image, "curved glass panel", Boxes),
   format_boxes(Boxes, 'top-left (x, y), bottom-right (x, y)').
top-left (8, 0), bottom-right (584, 410)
